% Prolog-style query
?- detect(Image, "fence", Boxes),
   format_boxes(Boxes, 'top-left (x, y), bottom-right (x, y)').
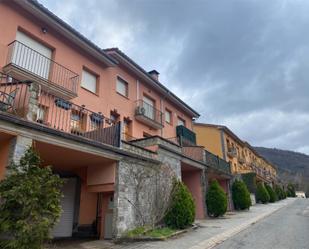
top-left (6, 40), bottom-right (79, 94)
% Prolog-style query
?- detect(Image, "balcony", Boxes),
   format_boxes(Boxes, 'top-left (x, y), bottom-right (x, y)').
top-left (205, 150), bottom-right (231, 175)
top-left (0, 73), bottom-right (120, 147)
top-left (176, 125), bottom-right (196, 146)
top-left (3, 41), bottom-right (79, 100)
top-left (134, 99), bottom-right (163, 129)
top-left (238, 156), bottom-right (245, 164)
top-left (182, 146), bottom-right (204, 161)
top-left (227, 147), bottom-right (237, 158)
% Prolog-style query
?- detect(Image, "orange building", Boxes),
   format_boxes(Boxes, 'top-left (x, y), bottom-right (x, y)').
top-left (0, 0), bottom-right (232, 240)
top-left (194, 123), bottom-right (277, 185)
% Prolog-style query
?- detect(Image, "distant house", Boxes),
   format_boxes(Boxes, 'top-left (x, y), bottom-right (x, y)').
top-left (295, 191), bottom-right (306, 198)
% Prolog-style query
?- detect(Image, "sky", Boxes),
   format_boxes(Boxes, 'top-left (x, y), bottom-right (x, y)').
top-left (40, 0), bottom-right (309, 154)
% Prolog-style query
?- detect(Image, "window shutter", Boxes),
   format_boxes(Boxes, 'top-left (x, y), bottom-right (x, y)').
top-left (81, 70), bottom-right (97, 93)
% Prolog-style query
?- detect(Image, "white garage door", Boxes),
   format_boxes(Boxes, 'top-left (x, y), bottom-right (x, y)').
top-left (14, 31), bottom-right (52, 79)
top-left (52, 178), bottom-right (76, 238)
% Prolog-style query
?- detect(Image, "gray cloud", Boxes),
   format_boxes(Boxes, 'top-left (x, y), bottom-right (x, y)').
top-left (41, 0), bottom-right (309, 154)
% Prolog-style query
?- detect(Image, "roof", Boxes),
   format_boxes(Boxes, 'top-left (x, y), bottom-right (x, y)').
top-left (194, 123), bottom-right (277, 170)
top-left (13, 0), bottom-right (117, 66)
top-left (104, 48), bottom-right (200, 118)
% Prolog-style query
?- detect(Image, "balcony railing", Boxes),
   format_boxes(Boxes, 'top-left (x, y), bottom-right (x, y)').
top-left (227, 146), bottom-right (237, 158)
top-left (134, 99), bottom-right (163, 129)
top-left (238, 156), bottom-right (245, 164)
top-left (4, 41), bottom-right (79, 99)
top-left (0, 73), bottom-right (120, 147)
top-left (205, 149), bottom-right (231, 175)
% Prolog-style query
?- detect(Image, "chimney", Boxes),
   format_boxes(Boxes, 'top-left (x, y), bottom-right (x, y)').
top-left (148, 70), bottom-right (159, 81)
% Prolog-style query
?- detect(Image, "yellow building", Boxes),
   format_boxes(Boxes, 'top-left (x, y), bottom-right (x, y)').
top-left (193, 123), bottom-right (277, 184)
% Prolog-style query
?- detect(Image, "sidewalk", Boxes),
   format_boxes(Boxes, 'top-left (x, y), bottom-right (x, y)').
top-left (47, 198), bottom-right (295, 249)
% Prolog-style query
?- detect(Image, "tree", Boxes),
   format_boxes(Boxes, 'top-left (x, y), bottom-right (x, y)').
top-left (286, 183), bottom-right (296, 197)
top-left (232, 179), bottom-right (252, 210)
top-left (164, 179), bottom-right (195, 229)
top-left (0, 147), bottom-right (63, 249)
top-left (206, 180), bottom-right (227, 217)
top-left (256, 182), bottom-right (270, 204)
top-left (265, 184), bottom-right (277, 203)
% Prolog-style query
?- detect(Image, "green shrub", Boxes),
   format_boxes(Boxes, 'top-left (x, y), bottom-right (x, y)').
top-left (256, 182), bottom-right (270, 204)
top-left (206, 180), bottom-right (227, 217)
top-left (164, 180), bottom-right (195, 229)
top-left (286, 183), bottom-right (296, 197)
top-left (241, 173), bottom-right (257, 193)
top-left (275, 185), bottom-right (287, 200)
top-left (232, 179), bottom-right (252, 210)
top-left (0, 147), bottom-right (63, 249)
top-left (265, 184), bottom-right (277, 203)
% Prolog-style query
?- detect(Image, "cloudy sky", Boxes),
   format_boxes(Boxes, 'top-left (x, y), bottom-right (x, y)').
top-left (41, 0), bottom-right (309, 154)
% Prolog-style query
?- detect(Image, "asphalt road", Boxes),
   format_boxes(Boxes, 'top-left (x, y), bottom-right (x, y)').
top-left (215, 198), bottom-right (309, 249)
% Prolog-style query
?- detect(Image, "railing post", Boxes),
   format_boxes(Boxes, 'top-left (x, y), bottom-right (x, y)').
top-left (26, 82), bottom-right (39, 122)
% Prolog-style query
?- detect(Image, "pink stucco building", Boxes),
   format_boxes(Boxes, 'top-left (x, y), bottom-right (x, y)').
top-left (0, 0), bottom-right (232, 240)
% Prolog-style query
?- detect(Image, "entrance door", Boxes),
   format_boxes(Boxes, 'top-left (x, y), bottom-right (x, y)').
top-left (143, 95), bottom-right (155, 120)
top-left (52, 178), bottom-right (76, 238)
top-left (104, 195), bottom-right (114, 239)
top-left (14, 31), bottom-right (52, 79)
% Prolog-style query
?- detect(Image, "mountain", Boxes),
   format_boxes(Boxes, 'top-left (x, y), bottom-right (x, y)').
top-left (254, 147), bottom-right (309, 196)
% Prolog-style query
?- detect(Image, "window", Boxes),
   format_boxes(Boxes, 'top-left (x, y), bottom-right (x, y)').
top-left (116, 77), bottom-right (128, 97)
top-left (15, 31), bottom-right (52, 79)
top-left (165, 109), bottom-right (172, 124)
top-left (143, 95), bottom-right (155, 120)
top-left (81, 69), bottom-right (97, 93)
top-left (177, 117), bottom-right (185, 126)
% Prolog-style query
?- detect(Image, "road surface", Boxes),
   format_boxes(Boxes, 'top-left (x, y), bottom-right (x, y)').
top-left (215, 198), bottom-right (309, 249)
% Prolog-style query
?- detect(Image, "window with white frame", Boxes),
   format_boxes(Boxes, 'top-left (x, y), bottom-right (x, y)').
top-left (81, 69), bottom-right (97, 93)
top-left (165, 109), bottom-right (172, 124)
top-left (116, 77), bottom-right (128, 97)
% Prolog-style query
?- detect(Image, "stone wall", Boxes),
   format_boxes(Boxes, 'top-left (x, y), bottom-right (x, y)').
top-left (113, 148), bottom-right (182, 238)
top-left (7, 135), bottom-right (32, 168)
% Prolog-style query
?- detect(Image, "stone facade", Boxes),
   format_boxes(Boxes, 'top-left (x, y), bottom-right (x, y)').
top-left (113, 148), bottom-right (182, 238)
top-left (7, 135), bottom-right (33, 170)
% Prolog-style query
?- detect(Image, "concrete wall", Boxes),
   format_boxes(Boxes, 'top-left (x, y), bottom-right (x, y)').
top-left (194, 125), bottom-right (223, 158)
top-left (182, 169), bottom-right (205, 219)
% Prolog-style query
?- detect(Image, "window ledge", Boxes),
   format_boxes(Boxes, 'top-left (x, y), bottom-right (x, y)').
top-left (81, 87), bottom-right (99, 97)
top-left (116, 91), bottom-right (129, 100)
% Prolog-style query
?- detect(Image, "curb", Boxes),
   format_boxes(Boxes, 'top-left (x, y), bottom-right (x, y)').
top-left (189, 199), bottom-right (296, 249)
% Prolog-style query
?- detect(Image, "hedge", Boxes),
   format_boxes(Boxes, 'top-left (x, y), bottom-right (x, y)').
top-left (256, 182), bottom-right (270, 204)
top-left (206, 180), bottom-right (227, 217)
top-left (164, 180), bottom-right (195, 229)
top-left (232, 179), bottom-right (251, 210)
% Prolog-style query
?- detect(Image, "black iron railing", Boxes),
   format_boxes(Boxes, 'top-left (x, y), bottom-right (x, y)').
top-left (0, 73), bottom-right (120, 147)
top-left (135, 99), bottom-right (163, 126)
top-left (205, 149), bottom-right (231, 174)
top-left (6, 41), bottom-right (79, 94)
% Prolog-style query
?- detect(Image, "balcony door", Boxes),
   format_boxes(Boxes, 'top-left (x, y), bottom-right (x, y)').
top-left (13, 31), bottom-right (52, 79)
top-left (143, 95), bottom-right (155, 120)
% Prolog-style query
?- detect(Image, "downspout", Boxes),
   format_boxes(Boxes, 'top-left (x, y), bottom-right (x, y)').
top-left (220, 130), bottom-right (226, 160)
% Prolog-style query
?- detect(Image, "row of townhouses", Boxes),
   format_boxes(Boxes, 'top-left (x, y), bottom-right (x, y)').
top-left (0, 0), bottom-right (277, 240)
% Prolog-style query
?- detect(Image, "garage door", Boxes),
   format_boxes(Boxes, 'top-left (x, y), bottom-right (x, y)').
top-left (13, 31), bottom-right (52, 79)
top-left (52, 178), bottom-right (77, 238)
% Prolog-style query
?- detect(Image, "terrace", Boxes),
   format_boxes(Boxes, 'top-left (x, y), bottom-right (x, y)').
top-left (0, 72), bottom-right (120, 147)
